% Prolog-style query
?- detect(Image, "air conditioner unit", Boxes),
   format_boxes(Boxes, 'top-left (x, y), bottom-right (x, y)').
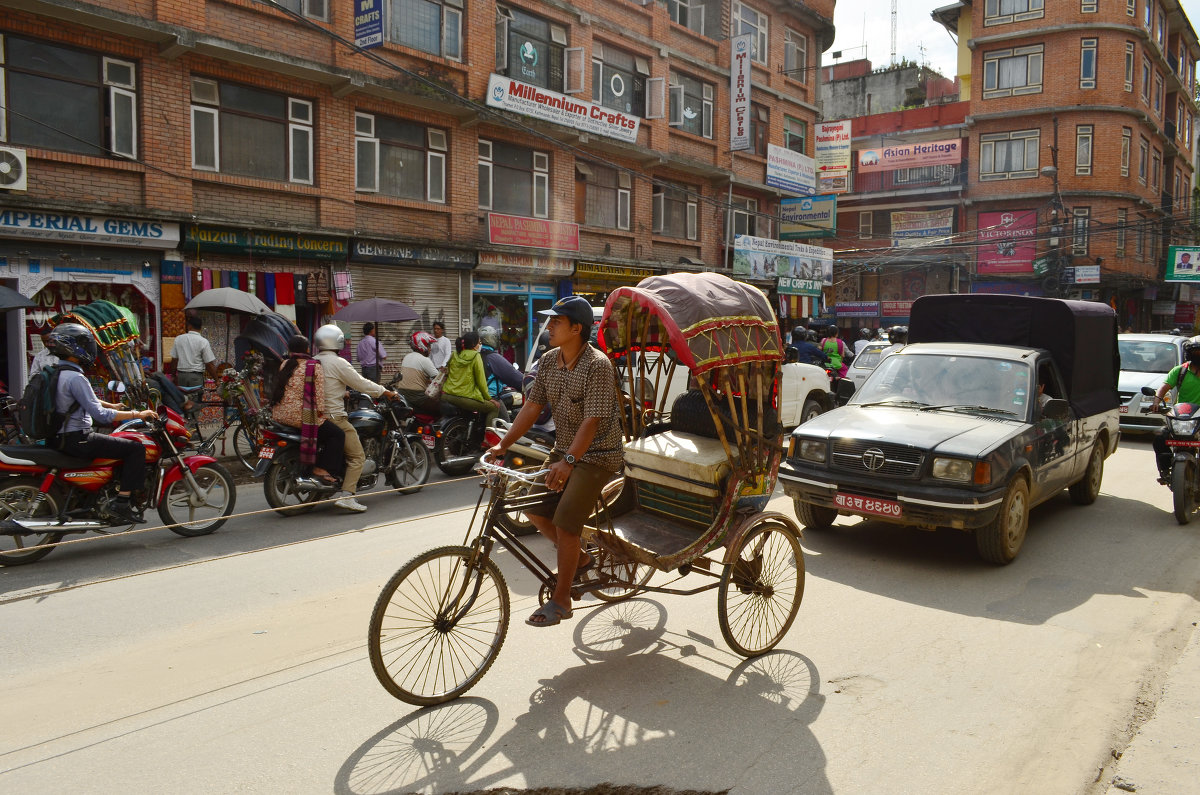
top-left (0, 146), bottom-right (28, 192)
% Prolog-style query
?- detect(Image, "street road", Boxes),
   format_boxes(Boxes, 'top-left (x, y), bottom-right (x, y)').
top-left (1, 438), bottom-right (1198, 794)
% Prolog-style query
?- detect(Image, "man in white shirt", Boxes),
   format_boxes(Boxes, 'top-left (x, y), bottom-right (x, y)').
top-left (853, 328), bottom-right (874, 356)
top-left (430, 320), bottom-right (453, 370)
top-left (169, 315), bottom-right (219, 388)
top-left (29, 330), bottom-right (59, 376)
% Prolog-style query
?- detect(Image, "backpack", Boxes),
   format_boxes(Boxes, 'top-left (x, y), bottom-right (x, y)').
top-left (17, 364), bottom-right (76, 445)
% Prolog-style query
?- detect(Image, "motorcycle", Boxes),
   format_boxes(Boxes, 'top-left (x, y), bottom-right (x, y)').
top-left (1142, 385), bottom-right (1200, 524)
top-left (0, 405), bottom-right (237, 565)
top-left (431, 386), bottom-right (524, 476)
top-left (481, 419), bottom-right (554, 537)
top-left (255, 392), bottom-right (432, 515)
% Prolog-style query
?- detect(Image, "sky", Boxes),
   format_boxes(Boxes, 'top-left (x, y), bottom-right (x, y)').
top-left (822, 0), bottom-right (1200, 79)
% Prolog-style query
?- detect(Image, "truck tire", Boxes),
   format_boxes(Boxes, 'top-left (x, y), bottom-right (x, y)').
top-left (794, 499), bottom-right (837, 531)
top-left (800, 398), bottom-right (823, 425)
top-left (975, 477), bottom-right (1029, 565)
top-left (1068, 442), bottom-right (1104, 505)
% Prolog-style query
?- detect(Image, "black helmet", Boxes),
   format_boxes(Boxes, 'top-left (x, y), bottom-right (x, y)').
top-left (47, 322), bottom-right (98, 367)
top-left (1172, 328), bottom-right (1184, 336)
top-left (806, 329), bottom-right (820, 343)
top-left (890, 325), bottom-right (909, 343)
top-left (860, 328), bottom-right (873, 338)
top-left (1185, 336), bottom-right (1200, 362)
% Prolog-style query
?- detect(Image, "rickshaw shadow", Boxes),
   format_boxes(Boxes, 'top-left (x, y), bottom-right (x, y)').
top-left (337, 600), bottom-right (830, 795)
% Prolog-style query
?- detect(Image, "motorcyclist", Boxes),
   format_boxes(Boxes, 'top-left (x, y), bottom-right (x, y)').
top-left (883, 325), bottom-right (908, 357)
top-left (313, 324), bottom-right (400, 513)
top-left (477, 325), bottom-right (524, 421)
top-left (792, 329), bottom-right (828, 367)
top-left (853, 327), bottom-right (874, 356)
top-left (393, 331), bottom-right (440, 410)
top-left (49, 323), bottom-right (157, 524)
top-left (821, 325), bottom-right (852, 379)
top-left (1151, 335), bottom-right (1200, 481)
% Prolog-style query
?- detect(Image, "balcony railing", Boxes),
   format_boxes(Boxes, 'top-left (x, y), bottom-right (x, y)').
top-left (849, 161), bottom-right (967, 194)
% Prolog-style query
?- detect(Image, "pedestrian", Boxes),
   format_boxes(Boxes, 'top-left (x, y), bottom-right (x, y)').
top-left (29, 328), bottom-right (59, 376)
top-left (430, 320), bottom-right (453, 370)
top-left (169, 314), bottom-right (219, 389)
top-left (357, 321), bottom-right (386, 383)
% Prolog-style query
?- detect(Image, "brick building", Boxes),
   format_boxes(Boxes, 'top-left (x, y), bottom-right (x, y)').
top-left (0, 0), bottom-right (835, 387)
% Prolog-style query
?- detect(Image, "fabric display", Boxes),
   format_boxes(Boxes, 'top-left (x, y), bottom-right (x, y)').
top-left (275, 273), bottom-right (297, 322)
top-left (264, 273), bottom-right (277, 306)
top-left (333, 271), bottom-right (354, 302)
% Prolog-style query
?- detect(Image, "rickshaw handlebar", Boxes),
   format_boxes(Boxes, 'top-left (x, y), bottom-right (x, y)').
top-left (474, 459), bottom-right (551, 485)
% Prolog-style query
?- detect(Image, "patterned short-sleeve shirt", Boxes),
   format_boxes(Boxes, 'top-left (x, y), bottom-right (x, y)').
top-left (528, 344), bottom-right (624, 472)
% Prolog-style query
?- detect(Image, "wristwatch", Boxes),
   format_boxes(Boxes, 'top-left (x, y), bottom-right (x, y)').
top-left (563, 453), bottom-right (577, 465)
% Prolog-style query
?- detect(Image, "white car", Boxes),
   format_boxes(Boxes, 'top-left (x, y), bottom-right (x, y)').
top-left (846, 341), bottom-right (892, 392)
top-left (1117, 333), bottom-right (1186, 432)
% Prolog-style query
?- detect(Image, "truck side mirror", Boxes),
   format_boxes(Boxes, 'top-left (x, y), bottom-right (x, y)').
top-left (1042, 398), bottom-right (1069, 421)
top-left (835, 379), bottom-right (856, 404)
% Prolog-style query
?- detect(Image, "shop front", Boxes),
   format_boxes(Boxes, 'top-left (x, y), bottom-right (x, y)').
top-left (474, 252), bottom-right (573, 369)
top-left (571, 262), bottom-right (657, 307)
top-left (0, 207), bottom-right (180, 390)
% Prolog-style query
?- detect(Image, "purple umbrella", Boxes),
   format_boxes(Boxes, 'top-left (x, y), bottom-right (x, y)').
top-left (332, 298), bottom-right (420, 323)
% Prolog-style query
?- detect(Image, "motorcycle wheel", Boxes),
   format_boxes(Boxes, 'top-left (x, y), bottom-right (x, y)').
top-left (387, 435), bottom-right (432, 495)
top-left (0, 479), bottom-right (63, 566)
top-left (434, 419), bottom-right (478, 476)
top-left (1172, 459), bottom-right (1195, 525)
top-left (158, 462), bottom-right (237, 536)
top-left (264, 450), bottom-right (319, 516)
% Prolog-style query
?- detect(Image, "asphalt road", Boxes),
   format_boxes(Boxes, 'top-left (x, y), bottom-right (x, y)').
top-left (1, 438), bottom-right (1198, 794)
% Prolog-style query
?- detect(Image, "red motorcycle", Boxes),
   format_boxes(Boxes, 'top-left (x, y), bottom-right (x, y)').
top-left (0, 406), bottom-right (236, 565)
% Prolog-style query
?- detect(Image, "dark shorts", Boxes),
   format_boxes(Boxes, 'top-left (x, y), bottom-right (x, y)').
top-left (525, 453), bottom-right (617, 536)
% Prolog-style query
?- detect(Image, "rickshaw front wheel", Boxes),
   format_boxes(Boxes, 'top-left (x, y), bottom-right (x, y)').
top-left (718, 520), bottom-right (805, 657)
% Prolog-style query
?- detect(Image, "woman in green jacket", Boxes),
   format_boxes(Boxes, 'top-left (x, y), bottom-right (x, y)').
top-left (442, 330), bottom-right (502, 426)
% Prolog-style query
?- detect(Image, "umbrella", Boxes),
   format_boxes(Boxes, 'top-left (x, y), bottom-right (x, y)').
top-left (332, 297), bottom-right (420, 323)
top-left (0, 285), bottom-right (35, 312)
top-left (185, 287), bottom-right (270, 315)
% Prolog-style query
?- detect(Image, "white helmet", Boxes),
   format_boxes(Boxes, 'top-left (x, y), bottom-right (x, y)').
top-left (314, 324), bottom-right (345, 351)
top-left (477, 325), bottom-right (500, 349)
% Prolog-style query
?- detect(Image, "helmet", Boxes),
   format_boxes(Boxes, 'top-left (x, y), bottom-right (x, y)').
top-left (1184, 336), bottom-right (1200, 362)
top-left (477, 325), bottom-right (500, 349)
top-left (533, 331), bottom-right (551, 360)
top-left (47, 323), bottom-right (97, 367)
top-left (890, 325), bottom-right (909, 344)
top-left (314, 324), bottom-right (345, 352)
top-left (861, 328), bottom-right (872, 338)
top-left (410, 331), bottom-right (435, 355)
top-left (806, 329), bottom-right (820, 343)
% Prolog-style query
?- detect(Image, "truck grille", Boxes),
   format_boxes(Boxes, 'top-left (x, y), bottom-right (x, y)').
top-left (831, 440), bottom-right (924, 478)
top-left (1118, 391), bottom-right (1136, 403)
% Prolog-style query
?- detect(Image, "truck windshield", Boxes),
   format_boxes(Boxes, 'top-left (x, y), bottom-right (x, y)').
top-left (854, 354), bottom-right (1033, 415)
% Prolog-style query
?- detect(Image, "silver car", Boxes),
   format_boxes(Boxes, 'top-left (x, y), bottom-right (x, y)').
top-left (1117, 333), bottom-right (1185, 432)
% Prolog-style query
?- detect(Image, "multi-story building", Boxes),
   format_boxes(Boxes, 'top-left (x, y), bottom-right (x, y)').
top-left (0, 0), bottom-right (835, 388)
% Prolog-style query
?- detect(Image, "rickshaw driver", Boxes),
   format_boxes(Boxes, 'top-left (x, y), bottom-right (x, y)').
top-left (485, 295), bottom-right (624, 628)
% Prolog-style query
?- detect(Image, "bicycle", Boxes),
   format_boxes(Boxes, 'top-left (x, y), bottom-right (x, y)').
top-left (187, 365), bottom-right (269, 471)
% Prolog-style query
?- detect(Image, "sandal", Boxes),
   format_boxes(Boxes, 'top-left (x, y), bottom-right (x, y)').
top-left (526, 600), bottom-right (572, 627)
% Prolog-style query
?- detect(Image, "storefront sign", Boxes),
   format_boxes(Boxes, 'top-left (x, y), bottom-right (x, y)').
top-left (835, 301), bottom-right (879, 318)
top-left (477, 252), bottom-right (573, 278)
top-left (0, 208), bottom-right (180, 249)
top-left (353, 0), bottom-right (384, 48)
top-left (780, 195), bottom-right (837, 239)
top-left (1176, 303), bottom-right (1196, 324)
top-left (881, 300), bottom-right (913, 317)
top-left (574, 262), bottom-right (654, 283)
top-left (1167, 246), bottom-right (1200, 282)
top-left (732, 235), bottom-right (832, 296)
top-left (730, 33), bottom-right (753, 152)
top-left (183, 226), bottom-right (347, 260)
top-left (486, 74), bottom-right (640, 143)
top-left (350, 240), bottom-right (474, 269)
top-left (1073, 264), bottom-right (1100, 284)
top-left (977, 210), bottom-right (1037, 275)
top-left (815, 120), bottom-right (852, 194)
top-left (1152, 300), bottom-right (1177, 315)
top-left (857, 138), bottom-right (962, 174)
top-left (766, 144), bottom-right (816, 196)
top-left (892, 208), bottom-right (954, 247)
top-left (487, 213), bottom-right (579, 251)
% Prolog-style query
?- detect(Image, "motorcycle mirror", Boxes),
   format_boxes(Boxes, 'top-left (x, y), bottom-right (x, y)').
top-left (1141, 386), bottom-right (1157, 397)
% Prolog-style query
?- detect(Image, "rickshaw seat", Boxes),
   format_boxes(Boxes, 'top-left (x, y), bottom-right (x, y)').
top-left (623, 430), bottom-right (729, 498)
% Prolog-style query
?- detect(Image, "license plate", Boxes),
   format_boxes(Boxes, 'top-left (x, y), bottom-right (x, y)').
top-left (834, 492), bottom-right (902, 518)
top-left (1166, 440), bottom-right (1200, 447)
top-left (258, 446), bottom-right (275, 459)
top-left (421, 433), bottom-right (436, 449)
top-left (1119, 406), bottom-right (1129, 414)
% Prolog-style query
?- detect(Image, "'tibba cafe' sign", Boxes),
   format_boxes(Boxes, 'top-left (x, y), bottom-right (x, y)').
top-left (486, 74), bottom-right (640, 144)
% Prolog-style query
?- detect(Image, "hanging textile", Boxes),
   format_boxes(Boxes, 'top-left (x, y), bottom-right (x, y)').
top-left (275, 273), bottom-right (296, 305)
top-left (264, 273), bottom-right (277, 306)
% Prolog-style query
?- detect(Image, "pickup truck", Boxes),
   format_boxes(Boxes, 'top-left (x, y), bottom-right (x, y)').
top-left (779, 294), bottom-right (1121, 564)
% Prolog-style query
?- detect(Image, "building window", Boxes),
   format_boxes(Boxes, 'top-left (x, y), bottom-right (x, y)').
top-left (979, 129), bottom-right (1039, 180)
top-left (354, 112), bottom-right (446, 203)
top-left (1175, 168), bottom-right (1183, 209)
top-left (191, 78), bottom-right (311, 183)
top-left (668, 0), bottom-right (719, 38)
top-left (1075, 125), bottom-right (1092, 175)
top-left (668, 71), bottom-right (713, 138)
top-left (1127, 0), bottom-right (1136, 15)
top-left (277, 0), bottom-right (328, 20)
top-left (749, 104), bottom-right (769, 156)
top-left (1153, 71), bottom-right (1163, 117)
top-left (1121, 127), bottom-right (1131, 177)
top-left (893, 164), bottom-right (956, 185)
top-left (0, 35), bottom-right (138, 159)
top-left (1136, 215), bottom-right (1145, 257)
top-left (732, 2), bottom-right (769, 65)
top-left (1138, 136), bottom-right (1148, 184)
top-left (496, 6), bottom-right (567, 92)
top-left (653, 184), bottom-right (698, 240)
top-left (1125, 42), bottom-right (1135, 91)
top-left (478, 139), bottom-right (548, 218)
top-left (578, 162), bottom-right (630, 230)
top-left (387, 0), bottom-right (462, 60)
top-left (1082, 0), bottom-right (1097, 11)
top-left (982, 46), bottom-right (1043, 98)
top-left (984, 0), bottom-right (1044, 25)
top-left (858, 211), bottom-right (873, 239)
top-left (784, 29), bottom-right (808, 81)
top-left (1143, 1), bottom-right (1152, 29)
top-left (1079, 39), bottom-right (1097, 89)
top-left (1116, 208), bottom-right (1127, 255)
top-left (1151, 148), bottom-right (1161, 191)
top-left (592, 43), bottom-right (648, 117)
top-left (1157, 10), bottom-right (1166, 48)
top-left (1188, 113), bottom-right (1194, 149)
top-left (1141, 56), bottom-right (1151, 102)
top-left (784, 116), bottom-right (807, 154)
top-left (730, 196), bottom-right (766, 238)
top-left (1071, 208), bottom-right (1090, 256)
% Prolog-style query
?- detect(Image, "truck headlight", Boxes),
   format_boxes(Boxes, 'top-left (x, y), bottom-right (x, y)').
top-left (931, 457), bottom-right (973, 482)
top-left (797, 439), bottom-right (827, 463)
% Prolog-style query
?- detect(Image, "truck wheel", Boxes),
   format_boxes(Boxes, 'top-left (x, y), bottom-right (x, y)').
top-left (794, 499), bottom-right (836, 531)
top-left (1068, 443), bottom-right (1104, 505)
top-left (976, 477), bottom-right (1029, 565)
top-left (800, 398), bottom-right (823, 425)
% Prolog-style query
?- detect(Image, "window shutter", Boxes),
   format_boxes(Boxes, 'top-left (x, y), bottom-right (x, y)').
top-left (356, 138), bottom-right (378, 192)
top-left (668, 84), bottom-right (683, 125)
top-left (428, 151), bottom-right (446, 203)
top-left (652, 192), bottom-right (664, 233)
top-left (109, 88), bottom-right (137, 159)
top-left (191, 106), bottom-right (218, 170)
top-left (496, 17), bottom-right (509, 72)
top-left (645, 77), bottom-right (665, 119)
top-left (686, 201), bottom-right (698, 240)
top-left (192, 78), bottom-right (219, 105)
top-left (565, 47), bottom-right (585, 93)
top-left (290, 124), bottom-right (312, 184)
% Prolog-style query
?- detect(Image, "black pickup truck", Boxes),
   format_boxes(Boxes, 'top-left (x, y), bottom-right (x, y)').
top-left (780, 294), bottom-right (1121, 564)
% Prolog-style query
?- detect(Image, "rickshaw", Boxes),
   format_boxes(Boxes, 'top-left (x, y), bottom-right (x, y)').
top-left (368, 272), bottom-right (806, 706)
top-left (53, 300), bottom-right (150, 408)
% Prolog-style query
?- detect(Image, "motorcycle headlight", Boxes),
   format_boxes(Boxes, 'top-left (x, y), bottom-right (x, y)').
top-left (797, 439), bottom-right (827, 463)
top-left (1169, 418), bottom-right (1198, 435)
top-left (931, 457), bottom-right (973, 482)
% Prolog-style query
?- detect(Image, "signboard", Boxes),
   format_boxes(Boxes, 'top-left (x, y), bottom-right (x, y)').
top-left (477, 252), bottom-right (573, 278)
top-left (977, 210), bottom-right (1037, 274)
top-left (731, 235), bottom-right (832, 296)
top-left (765, 144), bottom-right (816, 195)
top-left (814, 120), bottom-right (852, 194)
top-left (0, 208), bottom-right (180, 249)
top-left (891, 208), bottom-right (954, 248)
top-left (182, 226), bottom-right (345, 259)
top-left (729, 33), bottom-right (753, 151)
top-left (856, 138), bottom-right (962, 174)
top-left (1166, 246), bottom-right (1200, 282)
top-left (1176, 303), bottom-right (1196, 324)
top-left (1073, 264), bottom-right (1100, 284)
top-left (881, 300), bottom-right (913, 317)
top-left (350, 240), bottom-right (474, 269)
top-left (835, 301), bottom-right (879, 318)
top-left (487, 213), bottom-right (579, 251)
top-left (486, 74), bottom-right (640, 143)
top-left (1152, 300), bottom-right (1177, 316)
top-left (780, 195), bottom-right (837, 239)
top-left (574, 262), bottom-right (654, 285)
top-left (353, 0), bottom-right (384, 49)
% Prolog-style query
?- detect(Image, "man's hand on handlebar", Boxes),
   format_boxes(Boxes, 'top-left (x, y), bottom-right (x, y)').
top-left (483, 444), bottom-right (505, 463)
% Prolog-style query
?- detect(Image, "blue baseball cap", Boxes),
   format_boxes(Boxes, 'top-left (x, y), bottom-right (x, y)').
top-left (538, 295), bottom-right (593, 328)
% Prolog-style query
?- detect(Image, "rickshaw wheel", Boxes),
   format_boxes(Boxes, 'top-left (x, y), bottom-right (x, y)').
top-left (590, 545), bottom-right (655, 602)
top-left (718, 520), bottom-right (805, 657)
top-left (368, 545), bottom-right (510, 706)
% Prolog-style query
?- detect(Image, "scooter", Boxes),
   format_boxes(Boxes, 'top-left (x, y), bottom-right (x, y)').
top-left (1142, 385), bottom-right (1200, 524)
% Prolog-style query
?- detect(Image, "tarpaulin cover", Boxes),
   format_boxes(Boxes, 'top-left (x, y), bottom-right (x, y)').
top-left (235, 312), bottom-right (301, 362)
top-left (56, 300), bottom-right (139, 350)
top-left (908, 293), bottom-right (1119, 416)
top-left (599, 272), bottom-right (782, 376)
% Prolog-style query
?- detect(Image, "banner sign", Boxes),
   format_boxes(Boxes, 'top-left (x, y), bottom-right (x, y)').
top-left (881, 300), bottom-right (913, 317)
top-left (182, 226), bottom-right (344, 259)
top-left (1166, 246), bottom-right (1200, 282)
top-left (351, 240), bottom-right (474, 269)
top-left (891, 208), bottom-right (954, 247)
top-left (0, 208), bottom-right (180, 249)
top-left (1176, 303), bottom-right (1196, 324)
top-left (486, 74), bottom-right (640, 143)
top-left (477, 252), bottom-right (573, 278)
top-left (977, 210), bottom-right (1037, 274)
top-left (766, 144), bottom-right (816, 195)
top-left (732, 235), bottom-right (832, 296)
top-left (488, 213), bottom-right (579, 251)
top-left (353, 0), bottom-right (384, 49)
top-left (815, 120), bottom-right (852, 194)
top-left (856, 138), bottom-right (962, 174)
top-left (835, 301), bottom-right (879, 318)
top-left (1073, 264), bottom-right (1100, 284)
top-left (780, 195), bottom-right (837, 239)
top-left (1152, 300), bottom-right (1177, 315)
top-left (729, 33), bottom-right (753, 151)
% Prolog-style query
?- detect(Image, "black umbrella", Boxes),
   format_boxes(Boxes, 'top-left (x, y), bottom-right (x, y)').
top-left (332, 298), bottom-right (420, 323)
top-left (0, 285), bottom-right (35, 312)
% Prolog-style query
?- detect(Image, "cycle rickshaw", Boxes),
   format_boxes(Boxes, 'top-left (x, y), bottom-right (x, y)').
top-left (368, 272), bottom-right (806, 706)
